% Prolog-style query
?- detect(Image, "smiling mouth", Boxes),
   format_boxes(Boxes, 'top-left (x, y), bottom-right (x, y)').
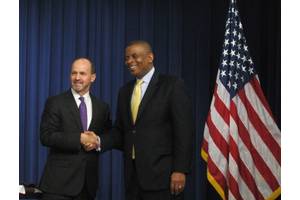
top-left (129, 65), bottom-right (137, 70)
top-left (73, 82), bottom-right (83, 86)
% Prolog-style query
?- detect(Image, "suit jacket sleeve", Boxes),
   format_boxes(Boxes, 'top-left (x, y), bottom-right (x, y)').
top-left (40, 97), bottom-right (81, 152)
top-left (102, 103), bottom-right (113, 135)
top-left (171, 79), bottom-right (195, 173)
top-left (100, 91), bottom-right (123, 152)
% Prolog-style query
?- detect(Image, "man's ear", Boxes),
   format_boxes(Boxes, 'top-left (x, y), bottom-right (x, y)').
top-left (148, 53), bottom-right (154, 63)
top-left (91, 74), bottom-right (96, 82)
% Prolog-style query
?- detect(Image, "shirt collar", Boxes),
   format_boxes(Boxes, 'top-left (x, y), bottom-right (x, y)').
top-left (137, 67), bottom-right (155, 84)
top-left (71, 88), bottom-right (90, 100)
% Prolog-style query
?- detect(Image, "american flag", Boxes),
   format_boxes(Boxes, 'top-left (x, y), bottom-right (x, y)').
top-left (201, 0), bottom-right (281, 200)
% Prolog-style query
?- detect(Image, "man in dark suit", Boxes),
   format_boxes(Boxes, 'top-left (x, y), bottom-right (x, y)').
top-left (39, 58), bottom-right (111, 200)
top-left (101, 41), bottom-right (194, 200)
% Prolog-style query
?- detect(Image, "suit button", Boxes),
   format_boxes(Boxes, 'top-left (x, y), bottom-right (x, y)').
top-left (132, 130), bottom-right (136, 134)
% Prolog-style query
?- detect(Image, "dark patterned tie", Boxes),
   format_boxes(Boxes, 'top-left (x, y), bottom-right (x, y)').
top-left (79, 96), bottom-right (87, 131)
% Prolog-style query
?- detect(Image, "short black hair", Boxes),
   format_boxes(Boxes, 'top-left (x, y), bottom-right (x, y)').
top-left (126, 40), bottom-right (153, 54)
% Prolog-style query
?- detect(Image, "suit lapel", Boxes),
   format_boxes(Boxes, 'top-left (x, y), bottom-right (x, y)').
top-left (65, 90), bottom-right (83, 131)
top-left (89, 94), bottom-right (98, 130)
top-left (135, 72), bottom-right (159, 124)
top-left (126, 80), bottom-right (136, 125)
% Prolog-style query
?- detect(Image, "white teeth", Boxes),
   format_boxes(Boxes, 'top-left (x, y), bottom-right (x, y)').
top-left (130, 65), bottom-right (136, 69)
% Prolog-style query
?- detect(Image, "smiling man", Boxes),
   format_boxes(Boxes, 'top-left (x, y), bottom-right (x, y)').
top-left (39, 58), bottom-right (111, 200)
top-left (100, 40), bottom-right (195, 200)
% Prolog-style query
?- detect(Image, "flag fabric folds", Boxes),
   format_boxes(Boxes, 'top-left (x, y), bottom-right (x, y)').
top-left (201, 0), bottom-right (281, 200)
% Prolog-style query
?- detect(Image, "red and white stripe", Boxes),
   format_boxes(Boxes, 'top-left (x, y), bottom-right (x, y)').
top-left (201, 72), bottom-right (281, 200)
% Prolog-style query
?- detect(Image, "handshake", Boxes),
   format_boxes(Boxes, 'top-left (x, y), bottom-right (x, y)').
top-left (80, 131), bottom-right (100, 151)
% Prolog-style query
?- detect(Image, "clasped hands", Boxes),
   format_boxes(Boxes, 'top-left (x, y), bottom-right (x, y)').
top-left (80, 131), bottom-right (100, 151)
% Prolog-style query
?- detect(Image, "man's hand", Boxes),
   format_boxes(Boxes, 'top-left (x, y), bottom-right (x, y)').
top-left (80, 131), bottom-right (99, 151)
top-left (170, 172), bottom-right (186, 195)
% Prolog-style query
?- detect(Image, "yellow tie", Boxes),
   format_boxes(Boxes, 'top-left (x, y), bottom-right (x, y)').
top-left (131, 79), bottom-right (143, 123)
top-left (131, 79), bottom-right (143, 159)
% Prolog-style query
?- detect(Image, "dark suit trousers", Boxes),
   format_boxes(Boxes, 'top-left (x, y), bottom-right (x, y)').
top-left (41, 184), bottom-right (93, 200)
top-left (126, 160), bottom-right (184, 200)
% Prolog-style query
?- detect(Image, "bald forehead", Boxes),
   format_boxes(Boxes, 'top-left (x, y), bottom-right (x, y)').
top-left (72, 58), bottom-right (91, 66)
top-left (71, 58), bottom-right (95, 74)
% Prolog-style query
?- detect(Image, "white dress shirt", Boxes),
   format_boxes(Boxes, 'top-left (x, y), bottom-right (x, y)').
top-left (71, 89), bottom-right (101, 151)
top-left (131, 66), bottom-right (155, 104)
top-left (71, 88), bottom-right (92, 130)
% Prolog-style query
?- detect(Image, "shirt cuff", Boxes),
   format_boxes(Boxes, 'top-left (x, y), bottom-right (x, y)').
top-left (96, 136), bottom-right (101, 151)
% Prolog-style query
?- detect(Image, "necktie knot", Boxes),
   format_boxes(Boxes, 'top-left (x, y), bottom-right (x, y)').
top-left (136, 79), bottom-right (143, 85)
top-left (79, 96), bottom-right (84, 102)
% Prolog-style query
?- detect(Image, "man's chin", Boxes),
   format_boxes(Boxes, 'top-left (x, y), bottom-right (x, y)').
top-left (130, 71), bottom-right (139, 78)
top-left (72, 87), bottom-right (82, 93)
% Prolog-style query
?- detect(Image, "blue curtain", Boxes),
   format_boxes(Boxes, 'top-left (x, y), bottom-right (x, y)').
top-left (20, 0), bottom-right (280, 199)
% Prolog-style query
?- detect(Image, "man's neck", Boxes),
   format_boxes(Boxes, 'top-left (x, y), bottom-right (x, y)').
top-left (136, 66), bottom-right (154, 79)
top-left (71, 88), bottom-right (90, 97)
